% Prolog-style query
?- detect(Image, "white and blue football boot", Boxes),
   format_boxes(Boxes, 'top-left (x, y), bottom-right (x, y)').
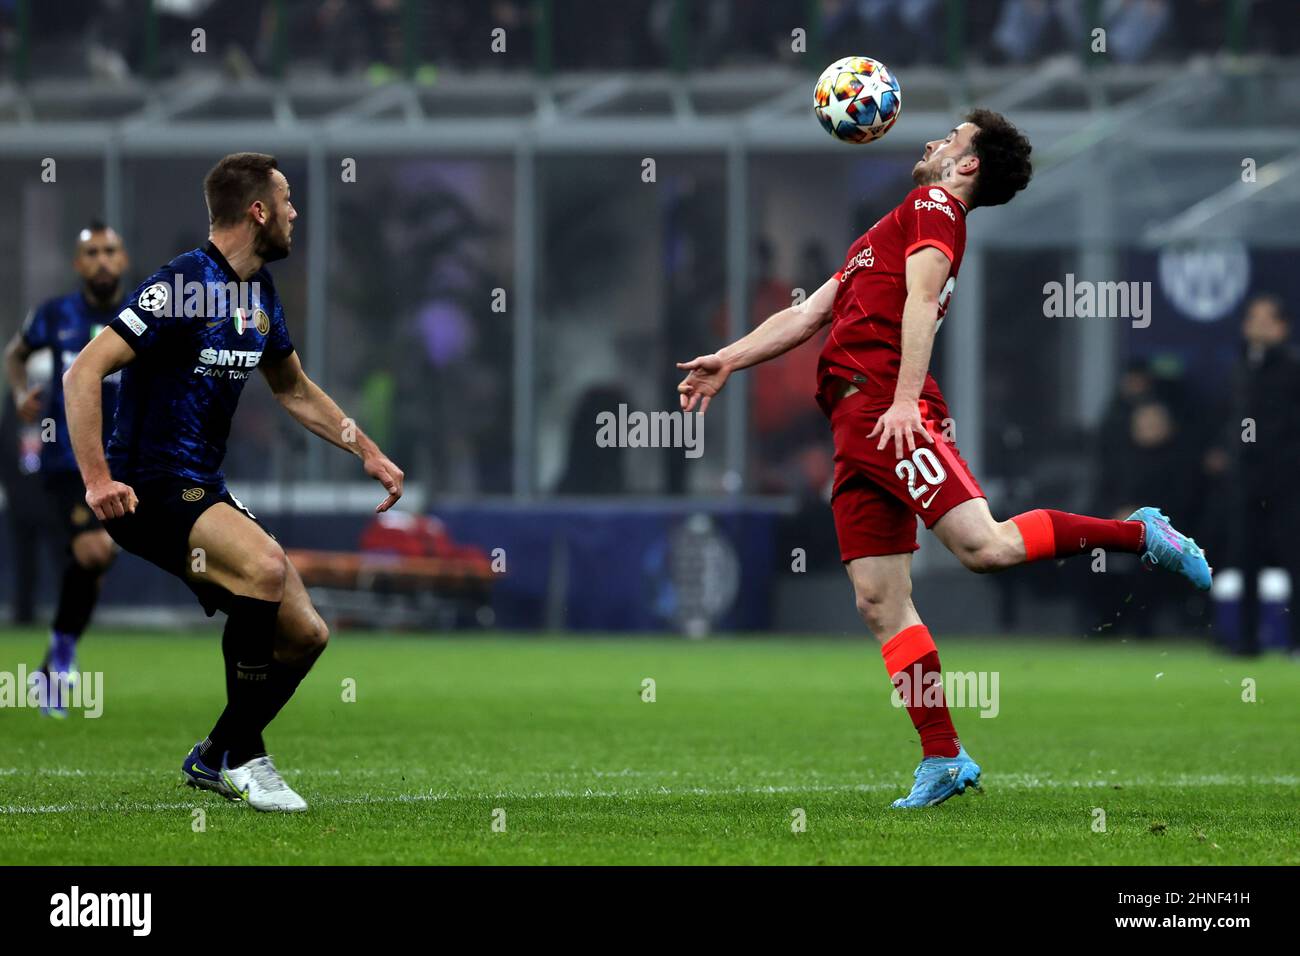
top-left (221, 754), bottom-right (308, 813)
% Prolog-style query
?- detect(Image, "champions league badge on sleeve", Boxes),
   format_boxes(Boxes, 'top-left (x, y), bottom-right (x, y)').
top-left (137, 282), bottom-right (169, 315)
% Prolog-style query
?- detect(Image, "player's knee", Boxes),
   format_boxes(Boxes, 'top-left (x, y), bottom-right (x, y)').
top-left (854, 585), bottom-right (908, 636)
top-left (956, 536), bottom-right (1016, 574)
top-left (954, 543), bottom-right (989, 573)
top-left (246, 544), bottom-right (289, 598)
top-left (75, 536), bottom-right (114, 574)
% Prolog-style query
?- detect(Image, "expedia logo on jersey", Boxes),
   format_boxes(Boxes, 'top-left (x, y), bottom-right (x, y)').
top-left (840, 245), bottom-right (875, 282)
top-left (914, 197), bottom-right (956, 222)
top-left (194, 347), bottom-right (263, 380)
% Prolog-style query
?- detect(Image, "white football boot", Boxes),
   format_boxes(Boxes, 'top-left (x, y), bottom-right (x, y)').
top-left (220, 754), bottom-right (309, 812)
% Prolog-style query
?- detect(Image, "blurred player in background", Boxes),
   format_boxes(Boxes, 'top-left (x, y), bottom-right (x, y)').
top-left (1209, 294), bottom-right (1300, 656)
top-left (63, 153), bottom-right (404, 811)
top-left (676, 109), bottom-right (1212, 809)
top-left (3, 222), bottom-right (128, 716)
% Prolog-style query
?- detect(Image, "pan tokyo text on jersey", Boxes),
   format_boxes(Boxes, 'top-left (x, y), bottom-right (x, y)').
top-left (195, 347), bottom-right (264, 379)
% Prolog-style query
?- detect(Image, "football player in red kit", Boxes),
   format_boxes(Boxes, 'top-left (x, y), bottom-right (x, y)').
top-left (675, 109), bottom-right (1211, 808)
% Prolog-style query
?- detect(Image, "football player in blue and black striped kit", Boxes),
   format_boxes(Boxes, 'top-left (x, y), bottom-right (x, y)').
top-left (3, 222), bottom-right (128, 717)
top-left (63, 153), bottom-right (404, 811)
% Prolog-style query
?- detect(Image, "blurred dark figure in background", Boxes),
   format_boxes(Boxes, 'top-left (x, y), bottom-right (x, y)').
top-left (1205, 295), bottom-right (1300, 656)
top-left (768, 242), bottom-right (838, 570)
top-left (817, 0), bottom-right (950, 67)
top-left (708, 238), bottom-right (829, 494)
top-left (1096, 358), bottom-right (1156, 468)
top-left (991, 0), bottom-right (1176, 64)
top-left (312, 0), bottom-right (404, 76)
top-left (1082, 398), bottom-right (1198, 636)
top-left (990, 0), bottom-right (1081, 63)
top-left (0, 389), bottom-right (50, 624)
top-left (748, 239), bottom-right (828, 493)
top-left (556, 384), bottom-right (631, 495)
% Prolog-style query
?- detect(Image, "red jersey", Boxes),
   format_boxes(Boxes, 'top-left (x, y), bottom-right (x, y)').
top-left (816, 183), bottom-right (968, 416)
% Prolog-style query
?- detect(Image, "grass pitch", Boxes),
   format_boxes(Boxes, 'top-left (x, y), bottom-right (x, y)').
top-left (1, 628), bottom-right (1297, 865)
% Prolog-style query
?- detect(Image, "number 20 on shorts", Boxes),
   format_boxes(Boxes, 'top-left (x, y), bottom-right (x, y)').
top-left (895, 447), bottom-right (947, 506)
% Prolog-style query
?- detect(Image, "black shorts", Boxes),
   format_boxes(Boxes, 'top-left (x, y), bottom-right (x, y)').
top-left (44, 472), bottom-right (101, 543)
top-left (102, 473), bottom-right (273, 617)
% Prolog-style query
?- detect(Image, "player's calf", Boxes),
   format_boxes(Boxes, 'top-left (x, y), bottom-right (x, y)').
top-left (278, 612), bottom-right (328, 664)
top-left (275, 561), bottom-right (329, 665)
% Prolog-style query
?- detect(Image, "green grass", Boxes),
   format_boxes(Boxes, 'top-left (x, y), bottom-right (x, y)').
top-left (1, 628), bottom-right (1298, 865)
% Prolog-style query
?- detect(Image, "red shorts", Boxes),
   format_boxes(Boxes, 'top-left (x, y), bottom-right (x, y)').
top-left (828, 389), bottom-right (985, 561)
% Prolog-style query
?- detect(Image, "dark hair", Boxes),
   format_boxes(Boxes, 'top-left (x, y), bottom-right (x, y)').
top-left (82, 218), bottom-right (109, 235)
top-left (964, 108), bottom-right (1032, 208)
top-left (203, 152), bottom-right (279, 227)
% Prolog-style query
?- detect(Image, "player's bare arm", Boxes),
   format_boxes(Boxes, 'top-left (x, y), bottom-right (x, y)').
top-left (676, 274), bottom-right (838, 414)
top-left (3, 329), bottom-right (42, 422)
top-left (868, 246), bottom-right (949, 459)
top-left (260, 349), bottom-right (404, 513)
top-left (63, 326), bottom-right (138, 520)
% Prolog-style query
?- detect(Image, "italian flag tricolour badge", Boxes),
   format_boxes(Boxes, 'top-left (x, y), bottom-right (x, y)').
top-left (233, 307), bottom-right (248, 335)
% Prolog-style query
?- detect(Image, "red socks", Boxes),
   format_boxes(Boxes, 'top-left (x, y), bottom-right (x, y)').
top-left (881, 624), bottom-right (960, 759)
top-left (1010, 509), bottom-right (1144, 562)
top-left (879, 512), bottom-right (1146, 758)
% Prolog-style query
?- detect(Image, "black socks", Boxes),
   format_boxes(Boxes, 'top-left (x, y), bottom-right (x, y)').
top-left (261, 649), bottom-right (324, 731)
top-left (203, 595), bottom-right (281, 769)
top-left (52, 557), bottom-right (103, 638)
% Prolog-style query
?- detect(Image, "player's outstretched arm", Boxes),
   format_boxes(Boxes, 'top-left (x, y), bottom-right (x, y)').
top-left (868, 247), bottom-right (948, 459)
top-left (63, 327), bottom-right (139, 519)
top-left (261, 350), bottom-right (404, 513)
top-left (676, 275), bottom-right (838, 414)
top-left (3, 330), bottom-right (42, 422)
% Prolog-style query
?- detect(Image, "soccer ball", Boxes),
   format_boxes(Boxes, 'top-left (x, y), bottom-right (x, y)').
top-left (813, 56), bottom-right (902, 144)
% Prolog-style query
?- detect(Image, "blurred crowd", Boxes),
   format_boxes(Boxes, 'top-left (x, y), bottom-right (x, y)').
top-left (1, 0), bottom-right (1297, 82)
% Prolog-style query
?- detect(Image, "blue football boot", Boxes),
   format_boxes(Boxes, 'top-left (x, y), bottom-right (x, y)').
top-left (181, 742), bottom-right (240, 801)
top-left (30, 631), bottom-right (78, 718)
top-left (890, 746), bottom-right (983, 809)
top-left (1128, 506), bottom-right (1212, 591)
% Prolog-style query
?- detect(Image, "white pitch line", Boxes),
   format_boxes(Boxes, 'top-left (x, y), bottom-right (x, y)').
top-left (2, 774), bottom-right (1299, 816)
